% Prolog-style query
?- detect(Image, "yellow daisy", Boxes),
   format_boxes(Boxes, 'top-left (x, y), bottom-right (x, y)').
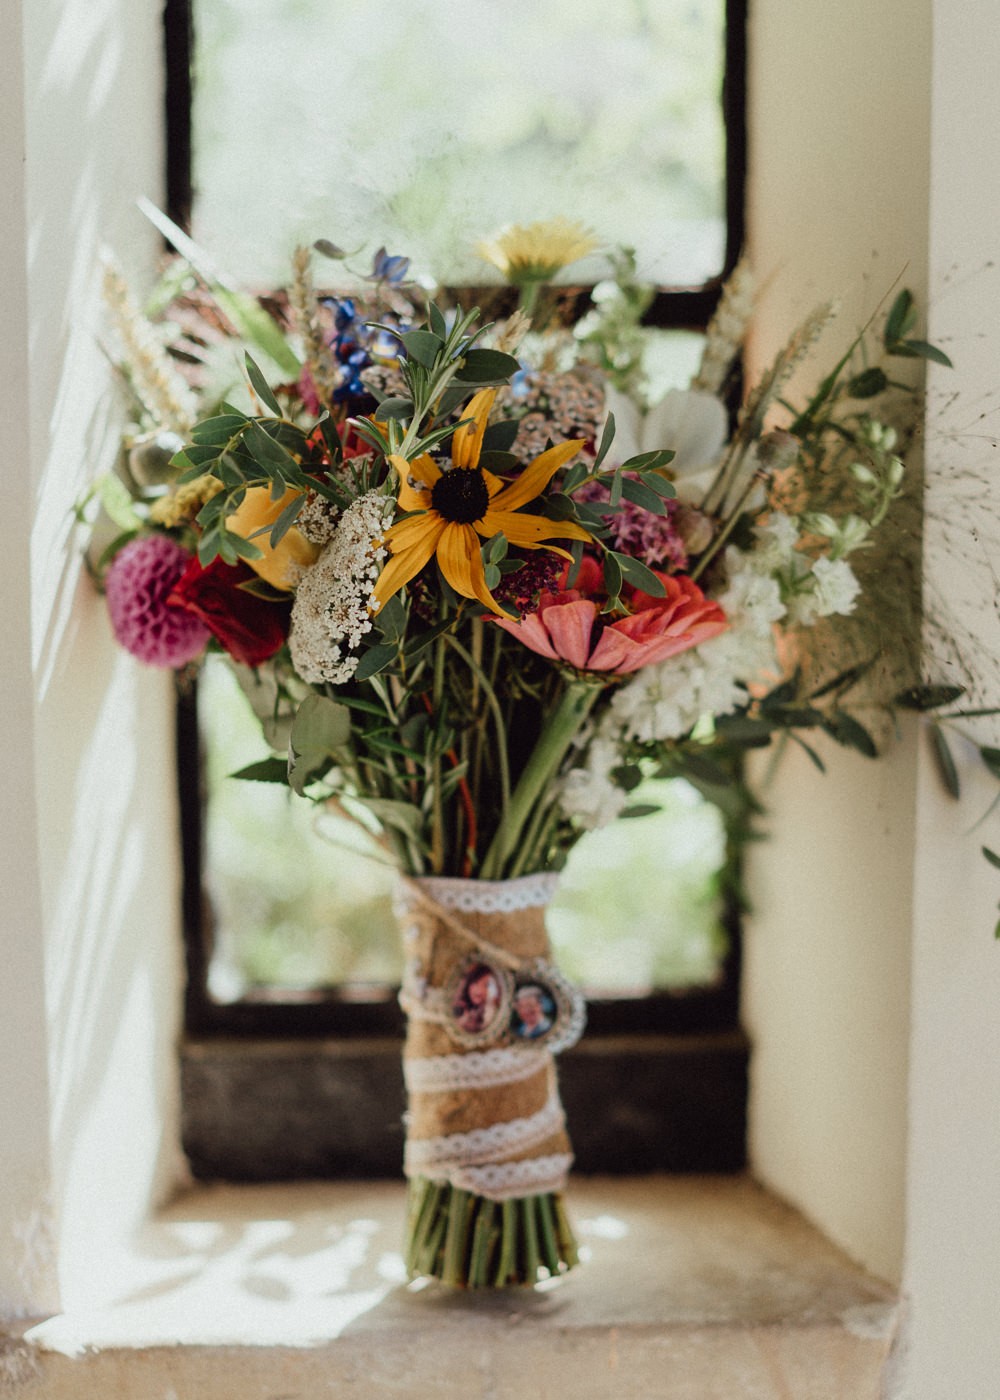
top-left (476, 218), bottom-right (598, 285)
top-left (373, 389), bottom-right (593, 616)
top-left (227, 485), bottom-right (320, 590)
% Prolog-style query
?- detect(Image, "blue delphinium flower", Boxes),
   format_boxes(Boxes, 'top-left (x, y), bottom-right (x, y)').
top-left (368, 247), bottom-right (411, 285)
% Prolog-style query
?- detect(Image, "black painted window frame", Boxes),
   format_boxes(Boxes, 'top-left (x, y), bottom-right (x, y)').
top-left (166, 0), bottom-right (750, 1176)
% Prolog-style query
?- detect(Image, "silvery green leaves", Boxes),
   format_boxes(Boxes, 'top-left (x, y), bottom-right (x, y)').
top-left (365, 306), bottom-right (520, 460)
top-left (883, 289), bottom-right (953, 368)
top-left (287, 694), bottom-right (352, 795)
top-left (171, 355), bottom-right (340, 568)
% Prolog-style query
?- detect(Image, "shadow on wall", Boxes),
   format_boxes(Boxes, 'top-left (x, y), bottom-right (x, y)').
top-left (23, 0), bottom-right (185, 1308)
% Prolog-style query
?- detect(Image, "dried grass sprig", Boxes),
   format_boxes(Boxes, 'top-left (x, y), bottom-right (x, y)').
top-left (289, 245), bottom-right (339, 408)
top-left (102, 261), bottom-right (200, 434)
top-left (692, 255), bottom-right (755, 396)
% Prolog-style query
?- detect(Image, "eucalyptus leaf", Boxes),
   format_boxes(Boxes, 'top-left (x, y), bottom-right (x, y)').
top-left (895, 338), bottom-right (953, 368)
top-left (191, 413), bottom-right (250, 445)
top-left (770, 706), bottom-right (825, 727)
top-left (930, 723), bottom-right (961, 798)
top-left (788, 732), bottom-right (826, 772)
top-left (602, 551), bottom-right (623, 600)
top-left (809, 657), bottom-right (876, 699)
top-left (287, 694), bottom-right (352, 795)
top-left (355, 642), bottom-right (398, 680)
top-left (374, 396), bottom-right (415, 422)
top-left (615, 552), bottom-right (666, 596)
top-left (978, 745), bottom-right (1000, 780)
top-left (98, 474), bottom-right (143, 531)
top-left (884, 289), bottom-right (916, 344)
top-left (231, 757), bottom-right (289, 784)
top-left (267, 491), bottom-right (305, 546)
top-left (619, 475), bottom-right (671, 515)
top-left (482, 418), bottom-right (521, 453)
top-left (290, 693), bottom-right (352, 754)
top-left (620, 448), bottom-right (676, 472)
top-left (593, 412), bottom-right (616, 471)
top-left (894, 683), bottom-right (966, 711)
top-left (437, 384), bottom-right (472, 418)
top-left (375, 593), bottom-right (407, 643)
top-left (313, 238), bottom-right (347, 259)
top-left (401, 329), bottom-right (444, 369)
top-left (847, 367), bottom-right (889, 398)
top-left (541, 491), bottom-right (578, 521)
top-left (714, 715), bottom-right (774, 747)
top-left (477, 450), bottom-right (520, 474)
top-left (454, 348), bottom-right (520, 384)
top-left (245, 417), bottom-right (299, 470)
top-left (245, 353), bottom-right (281, 415)
top-left (824, 712), bottom-right (878, 757)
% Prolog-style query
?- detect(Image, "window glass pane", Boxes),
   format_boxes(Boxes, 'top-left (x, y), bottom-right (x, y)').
top-left (191, 0), bottom-right (726, 287)
top-left (201, 655), bottom-right (728, 999)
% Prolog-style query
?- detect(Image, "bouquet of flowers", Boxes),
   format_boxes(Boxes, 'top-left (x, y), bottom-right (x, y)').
top-left (92, 213), bottom-right (946, 1287)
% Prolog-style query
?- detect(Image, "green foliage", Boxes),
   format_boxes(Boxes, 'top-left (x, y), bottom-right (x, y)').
top-left (287, 694), bottom-right (352, 795)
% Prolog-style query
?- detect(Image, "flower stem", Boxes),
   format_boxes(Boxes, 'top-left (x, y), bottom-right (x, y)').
top-left (480, 678), bottom-right (599, 879)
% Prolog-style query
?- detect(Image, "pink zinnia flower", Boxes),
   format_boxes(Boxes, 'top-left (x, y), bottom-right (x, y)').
top-left (494, 556), bottom-right (727, 677)
top-left (104, 535), bottom-right (210, 668)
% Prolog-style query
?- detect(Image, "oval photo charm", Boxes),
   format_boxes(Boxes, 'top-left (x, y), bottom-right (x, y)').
top-left (445, 956), bottom-right (513, 1048)
top-left (509, 960), bottom-right (586, 1055)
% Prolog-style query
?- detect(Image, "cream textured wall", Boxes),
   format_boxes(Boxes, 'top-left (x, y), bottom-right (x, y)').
top-left (0, 0), bottom-right (60, 1320)
top-left (1, 0), bottom-right (185, 1315)
top-left (742, 0), bottom-right (931, 1285)
top-left (894, 4), bottom-right (1000, 1392)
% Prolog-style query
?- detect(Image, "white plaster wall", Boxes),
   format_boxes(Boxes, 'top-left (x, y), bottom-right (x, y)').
top-left (741, 0), bottom-right (932, 1285)
top-left (1, 0), bottom-right (186, 1316)
top-left (893, 5), bottom-right (1000, 1392)
top-left (0, 0), bottom-right (60, 1321)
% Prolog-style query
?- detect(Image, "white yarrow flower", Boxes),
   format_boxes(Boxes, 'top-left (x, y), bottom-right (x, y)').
top-left (289, 491), bottom-right (393, 685)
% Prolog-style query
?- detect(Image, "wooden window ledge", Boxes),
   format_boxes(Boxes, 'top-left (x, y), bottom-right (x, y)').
top-left (9, 1176), bottom-right (897, 1399)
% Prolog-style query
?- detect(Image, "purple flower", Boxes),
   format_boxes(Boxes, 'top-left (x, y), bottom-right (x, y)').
top-left (368, 247), bottom-right (410, 284)
top-left (104, 535), bottom-right (210, 668)
top-left (579, 476), bottom-right (690, 574)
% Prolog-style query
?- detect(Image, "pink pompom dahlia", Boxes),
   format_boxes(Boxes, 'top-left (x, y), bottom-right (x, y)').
top-left (104, 535), bottom-right (210, 668)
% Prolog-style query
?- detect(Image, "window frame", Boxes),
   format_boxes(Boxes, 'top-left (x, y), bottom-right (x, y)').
top-left (166, 0), bottom-right (749, 1175)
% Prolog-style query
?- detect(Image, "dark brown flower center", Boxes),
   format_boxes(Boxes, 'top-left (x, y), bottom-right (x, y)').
top-left (431, 467), bottom-right (490, 524)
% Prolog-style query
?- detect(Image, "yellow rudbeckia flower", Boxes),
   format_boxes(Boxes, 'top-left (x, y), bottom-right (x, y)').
top-left (227, 486), bottom-right (320, 591)
top-left (373, 389), bottom-right (593, 616)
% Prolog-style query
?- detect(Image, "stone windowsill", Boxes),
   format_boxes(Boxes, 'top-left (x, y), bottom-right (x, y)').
top-left (5, 1175), bottom-right (897, 1399)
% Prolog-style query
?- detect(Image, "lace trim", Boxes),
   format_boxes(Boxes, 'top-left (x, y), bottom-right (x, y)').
top-left (404, 1045), bottom-right (549, 1093)
top-left (403, 1093), bottom-right (565, 1173)
top-left (408, 873), bottom-right (560, 914)
top-left (446, 1154), bottom-right (574, 1201)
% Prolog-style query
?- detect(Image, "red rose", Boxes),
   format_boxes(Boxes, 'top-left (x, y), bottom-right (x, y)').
top-left (168, 556), bottom-right (291, 667)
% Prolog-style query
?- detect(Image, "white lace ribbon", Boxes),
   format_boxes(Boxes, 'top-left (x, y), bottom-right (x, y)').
top-left (448, 1154), bottom-right (574, 1201)
top-left (404, 1045), bottom-right (549, 1093)
top-left (407, 873), bottom-right (560, 915)
top-left (404, 1092), bottom-right (565, 1175)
